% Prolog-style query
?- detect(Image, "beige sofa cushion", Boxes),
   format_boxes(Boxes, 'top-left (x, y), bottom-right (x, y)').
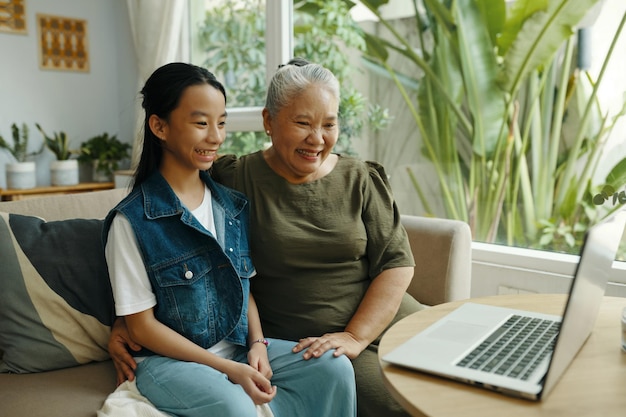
top-left (0, 188), bottom-right (129, 221)
top-left (0, 360), bottom-right (116, 417)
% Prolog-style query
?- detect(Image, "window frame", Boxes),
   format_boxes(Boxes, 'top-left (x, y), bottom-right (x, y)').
top-left (222, 0), bottom-right (292, 133)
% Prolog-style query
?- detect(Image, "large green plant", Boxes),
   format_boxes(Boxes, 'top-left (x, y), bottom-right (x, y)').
top-left (360, 0), bottom-right (626, 252)
top-left (197, 0), bottom-right (390, 156)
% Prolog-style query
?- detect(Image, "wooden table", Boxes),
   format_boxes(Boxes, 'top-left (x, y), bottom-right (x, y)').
top-left (0, 182), bottom-right (114, 201)
top-left (379, 294), bottom-right (626, 417)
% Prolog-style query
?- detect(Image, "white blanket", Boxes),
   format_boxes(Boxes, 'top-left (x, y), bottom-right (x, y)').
top-left (97, 380), bottom-right (274, 417)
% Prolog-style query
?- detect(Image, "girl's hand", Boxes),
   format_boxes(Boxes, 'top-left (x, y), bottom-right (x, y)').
top-left (247, 342), bottom-right (273, 380)
top-left (109, 317), bottom-right (142, 385)
top-left (228, 361), bottom-right (277, 405)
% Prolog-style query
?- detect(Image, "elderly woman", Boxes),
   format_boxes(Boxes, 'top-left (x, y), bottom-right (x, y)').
top-left (110, 59), bottom-right (423, 417)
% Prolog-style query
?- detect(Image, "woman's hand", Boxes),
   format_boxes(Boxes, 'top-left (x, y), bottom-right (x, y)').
top-left (292, 267), bottom-right (414, 361)
top-left (292, 331), bottom-right (366, 360)
top-left (109, 317), bottom-right (141, 385)
top-left (227, 361), bottom-right (277, 405)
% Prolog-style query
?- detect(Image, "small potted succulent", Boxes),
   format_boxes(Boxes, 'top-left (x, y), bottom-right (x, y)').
top-left (78, 133), bottom-right (131, 182)
top-left (0, 123), bottom-right (41, 189)
top-left (36, 123), bottom-right (79, 186)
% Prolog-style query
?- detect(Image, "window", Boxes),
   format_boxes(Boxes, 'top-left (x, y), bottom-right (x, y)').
top-left (188, 0), bottom-right (626, 292)
top-left (189, 0), bottom-right (282, 154)
top-left (190, 0), bottom-right (388, 156)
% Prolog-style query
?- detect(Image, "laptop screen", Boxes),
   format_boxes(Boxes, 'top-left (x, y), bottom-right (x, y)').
top-left (542, 208), bottom-right (626, 398)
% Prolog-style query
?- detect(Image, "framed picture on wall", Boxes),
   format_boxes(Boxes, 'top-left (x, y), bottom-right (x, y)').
top-left (0, 0), bottom-right (27, 34)
top-left (37, 13), bottom-right (89, 72)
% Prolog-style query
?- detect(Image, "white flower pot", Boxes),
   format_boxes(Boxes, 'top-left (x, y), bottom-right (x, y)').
top-left (6, 161), bottom-right (37, 189)
top-left (92, 160), bottom-right (113, 182)
top-left (50, 159), bottom-right (79, 186)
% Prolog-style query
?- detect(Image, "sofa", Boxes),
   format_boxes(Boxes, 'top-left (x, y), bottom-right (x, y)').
top-left (0, 188), bottom-right (471, 417)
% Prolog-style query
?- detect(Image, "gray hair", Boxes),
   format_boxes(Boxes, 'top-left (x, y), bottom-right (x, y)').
top-left (265, 59), bottom-right (340, 117)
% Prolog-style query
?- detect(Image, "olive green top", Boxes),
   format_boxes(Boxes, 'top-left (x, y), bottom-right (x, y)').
top-left (212, 151), bottom-right (414, 341)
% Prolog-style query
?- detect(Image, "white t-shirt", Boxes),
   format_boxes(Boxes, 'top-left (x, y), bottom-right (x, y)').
top-left (106, 185), bottom-right (235, 357)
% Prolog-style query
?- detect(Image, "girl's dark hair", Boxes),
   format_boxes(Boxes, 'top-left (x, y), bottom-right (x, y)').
top-left (132, 62), bottom-right (226, 188)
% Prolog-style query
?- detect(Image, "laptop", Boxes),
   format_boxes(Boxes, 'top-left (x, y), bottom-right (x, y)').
top-left (382, 208), bottom-right (626, 400)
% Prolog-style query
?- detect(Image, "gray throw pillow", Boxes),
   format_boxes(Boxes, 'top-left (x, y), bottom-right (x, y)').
top-left (0, 212), bottom-right (113, 373)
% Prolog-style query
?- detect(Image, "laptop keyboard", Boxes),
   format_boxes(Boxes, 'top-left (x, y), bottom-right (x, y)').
top-left (456, 315), bottom-right (560, 380)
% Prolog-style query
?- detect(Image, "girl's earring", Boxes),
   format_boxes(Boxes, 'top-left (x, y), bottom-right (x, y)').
top-left (266, 130), bottom-right (271, 136)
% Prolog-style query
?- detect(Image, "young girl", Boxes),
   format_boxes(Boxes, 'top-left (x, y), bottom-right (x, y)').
top-left (103, 62), bottom-right (356, 417)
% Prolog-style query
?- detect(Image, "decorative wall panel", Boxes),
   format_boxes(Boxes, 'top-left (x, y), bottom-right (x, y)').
top-left (0, 0), bottom-right (27, 34)
top-left (37, 13), bottom-right (89, 72)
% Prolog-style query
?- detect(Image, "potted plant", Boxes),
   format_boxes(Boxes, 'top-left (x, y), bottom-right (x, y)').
top-left (77, 133), bottom-right (131, 182)
top-left (0, 123), bottom-right (41, 189)
top-left (36, 123), bottom-right (79, 186)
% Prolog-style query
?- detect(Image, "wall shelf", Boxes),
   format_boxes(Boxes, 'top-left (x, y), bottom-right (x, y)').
top-left (0, 182), bottom-right (114, 201)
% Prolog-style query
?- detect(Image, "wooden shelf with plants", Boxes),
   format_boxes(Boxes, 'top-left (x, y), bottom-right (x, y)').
top-left (0, 181), bottom-right (114, 201)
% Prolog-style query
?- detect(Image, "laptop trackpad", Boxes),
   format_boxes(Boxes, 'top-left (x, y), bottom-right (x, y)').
top-left (428, 320), bottom-right (488, 344)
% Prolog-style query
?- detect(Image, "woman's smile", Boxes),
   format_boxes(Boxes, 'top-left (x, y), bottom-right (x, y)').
top-left (296, 148), bottom-right (323, 158)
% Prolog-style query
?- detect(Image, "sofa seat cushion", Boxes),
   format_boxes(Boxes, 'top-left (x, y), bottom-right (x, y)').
top-left (0, 212), bottom-right (114, 373)
top-left (0, 360), bottom-right (116, 417)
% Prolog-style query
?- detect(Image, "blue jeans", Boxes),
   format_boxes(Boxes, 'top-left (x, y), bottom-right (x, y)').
top-left (135, 338), bottom-right (357, 417)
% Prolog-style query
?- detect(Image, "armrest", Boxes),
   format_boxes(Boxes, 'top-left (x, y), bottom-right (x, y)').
top-left (401, 215), bottom-right (472, 305)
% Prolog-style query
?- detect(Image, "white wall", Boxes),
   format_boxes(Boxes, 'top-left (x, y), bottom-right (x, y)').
top-left (0, 0), bottom-right (137, 187)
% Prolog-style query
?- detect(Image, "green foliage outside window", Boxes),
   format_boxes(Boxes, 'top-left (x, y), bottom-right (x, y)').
top-left (196, 0), bottom-right (390, 157)
top-left (360, 0), bottom-right (626, 253)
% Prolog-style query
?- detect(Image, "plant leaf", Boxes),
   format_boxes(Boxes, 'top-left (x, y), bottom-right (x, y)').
top-left (499, 0), bottom-right (601, 95)
top-left (604, 158), bottom-right (626, 191)
top-left (361, 56), bottom-right (419, 90)
top-left (358, 0), bottom-right (390, 11)
top-left (476, 0), bottom-right (507, 46)
top-left (363, 31), bottom-right (389, 62)
top-left (455, 0), bottom-right (506, 156)
top-left (497, 0), bottom-right (548, 56)
top-left (422, 0), bottom-right (455, 32)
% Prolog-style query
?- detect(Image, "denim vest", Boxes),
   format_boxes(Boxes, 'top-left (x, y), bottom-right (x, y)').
top-left (103, 171), bottom-right (253, 348)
